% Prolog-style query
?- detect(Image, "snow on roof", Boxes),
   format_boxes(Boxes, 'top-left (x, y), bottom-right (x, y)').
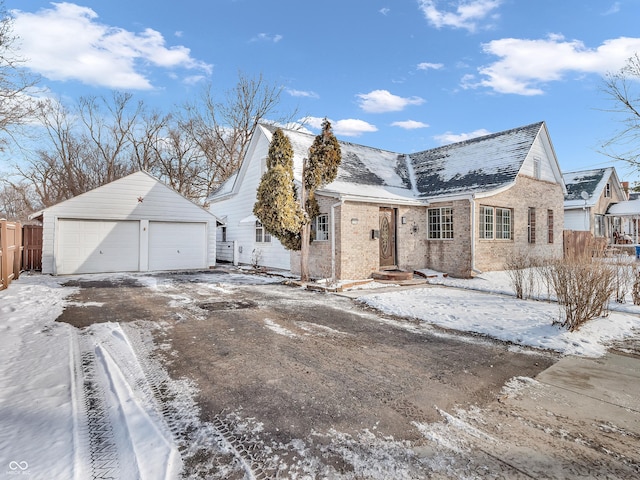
top-left (280, 128), bottom-right (413, 192)
top-left (607, 198), bottom-right (640, 216)
top-left (408, 122), bottom-right (543, 199)
top-left (562, 167), bottom-right (612, 203)
top-left (219, 121), bottom-right (548, 203)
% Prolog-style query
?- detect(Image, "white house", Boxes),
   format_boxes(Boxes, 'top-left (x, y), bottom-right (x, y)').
top-left (32, 171), bottom-right (219, 275)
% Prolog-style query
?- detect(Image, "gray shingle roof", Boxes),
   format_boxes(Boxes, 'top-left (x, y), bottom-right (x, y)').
top-left (408, 122), bottom-right (544, 199)
top-left (244, 121), bottom-right (546, 202)
top-left (562, 168), bottom-right (609, 201)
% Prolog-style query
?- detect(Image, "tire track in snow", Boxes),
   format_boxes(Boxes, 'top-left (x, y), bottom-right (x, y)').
top-left (75, 331), bottom-right (122, 480)
top-left (122, 322), bottom-right (270, 479)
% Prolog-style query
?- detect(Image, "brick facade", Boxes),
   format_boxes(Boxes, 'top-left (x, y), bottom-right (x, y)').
top-left (474, 175), bottom-right (564, 273)
top-left (292, 175), bottom-right (564, 281)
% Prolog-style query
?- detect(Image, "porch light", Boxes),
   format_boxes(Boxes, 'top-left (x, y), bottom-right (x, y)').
top-left (351, 218), bottom-right (359, 225)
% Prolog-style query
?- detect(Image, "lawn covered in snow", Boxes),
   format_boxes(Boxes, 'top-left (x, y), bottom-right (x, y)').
top-left (357, 269), bottom-right (640, 358)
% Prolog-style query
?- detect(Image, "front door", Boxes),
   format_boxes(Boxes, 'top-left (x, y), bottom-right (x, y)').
top-left (379, 207), bottom-right (396, 269)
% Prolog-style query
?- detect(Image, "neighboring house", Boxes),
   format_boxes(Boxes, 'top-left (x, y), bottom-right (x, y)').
top-left (32, 171), bottom-right (219, 275)
top-left (562, 167), bottom-right (628, 242)
top-left (208, 122), bottom-right (566, 279)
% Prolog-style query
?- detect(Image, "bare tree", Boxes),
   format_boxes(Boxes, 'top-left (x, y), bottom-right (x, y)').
top-left (179, 72), bottom-right (298, 198)
top-left (18, 93), bottom-right (140, 206)
top-left (129, 109), bottom-right (170, 172)
top-left (0, 2), bottom-right (39, 149)
top-left (0, 178), bottom-right (38, 221)
top-left (17, 98), bottom-right (88, 205)
top-left (77, 92), bottom-right (139, 183)
top-left (151, 124), bottom-right (206, 201)
top-left (601, 53), bottom-right (640, 169)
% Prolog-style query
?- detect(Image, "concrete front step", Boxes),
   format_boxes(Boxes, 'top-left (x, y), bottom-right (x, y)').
top-left (371, 270), bottom-right (415, 282)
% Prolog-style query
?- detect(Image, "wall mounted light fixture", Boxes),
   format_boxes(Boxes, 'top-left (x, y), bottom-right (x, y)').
top-left (351, 218), bottom-right (359, 225)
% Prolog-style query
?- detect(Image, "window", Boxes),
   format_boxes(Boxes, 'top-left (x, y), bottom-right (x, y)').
top-left (533, 157), bottom-right (541, 179)
top-left (428, 207), bottom-right (453, 239)
top-left (313, 214), bottom-right (329, 241)
top-left (255, 220), bottom-right (271, 243)
top-left (528, 207), bottom-right (536, 244)
top-left (221, 226), bottom-right (227, 242)
top-left (496, 208), bottom-right (512, 240)
top-left (480, 206), bottom-right (494, 239)
top-left (605, 183), bottom-right (611, 198)
top-left (547, 210), bottom-right (554, 243)
top-left (480, 206), bottom-right (512, 240)
top-left (594, 215), bottom-right (605, 237)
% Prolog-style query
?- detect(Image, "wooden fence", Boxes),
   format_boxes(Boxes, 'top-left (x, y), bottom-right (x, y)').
top-left (0, 220), bottom-right (23, 291)
top-left (22, 225), bottom-right (43, 271)
top-left (563, 230), bottom-right (607, 260)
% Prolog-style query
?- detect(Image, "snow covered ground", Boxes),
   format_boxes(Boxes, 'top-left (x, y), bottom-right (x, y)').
top-left (356, 269), bottom-right (640, 358)
top-left (1, 268), bottom-right (639, 478)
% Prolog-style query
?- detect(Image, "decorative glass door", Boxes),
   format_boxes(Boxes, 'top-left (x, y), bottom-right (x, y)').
top-left (379, 207), bottom-right (396, 268)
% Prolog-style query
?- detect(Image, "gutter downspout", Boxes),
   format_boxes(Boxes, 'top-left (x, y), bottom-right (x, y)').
top-left (470, 195), bottom-right (479, 276)
top-left (331, 198), bottom-right (344, 283)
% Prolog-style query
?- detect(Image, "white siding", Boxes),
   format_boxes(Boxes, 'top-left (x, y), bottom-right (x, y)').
top-left (41, 171), bottom-right (217, 274)
top-left (209, 128), bottom-right (291, 270)
top-left (520, 135), bottom-right (559, 183)
top-left (564, 209), bottom-right (589, 231)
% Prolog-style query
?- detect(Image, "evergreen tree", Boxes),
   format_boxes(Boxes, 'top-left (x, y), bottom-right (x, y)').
top-left (253, 129), bottom-right (304, 251)
top-left (300, 119), bottom-right (342, 281)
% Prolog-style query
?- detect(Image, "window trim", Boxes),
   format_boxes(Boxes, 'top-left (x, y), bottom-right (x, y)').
top-left (313, 213), bottom-right (329, 242)
top-left (255, 220), bottom-right (271, 243)
top-left (528, 207), bottom-right (536, 244)
top-left (428, 207), bottom-right (454, 240)
top-left (479, 206), bottom-right (512, 240)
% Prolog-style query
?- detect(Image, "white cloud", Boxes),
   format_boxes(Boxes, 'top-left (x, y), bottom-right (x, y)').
top-left (287, 89), bottom-right (319, 99)
top-left (417, 0), bottom-right (503, 32)
top-left (356, 90), bottom-right (425, 113)
top-left (603, 2), bottom-right (621, 15)
top-left (392, 120), bottom-right (429, 130)
top-left (417, 62), bottom-right (444, 71)
top-left (303, 116), bottom-right (377, 137)
top-left (11, 2), bottom-right (211, 90)
top-left (464, 34), bottom-right (640, 95)
top-left (379, 8), bottom-right (391, 16)
top-left (435, 129), bottom-right (491, 144)
top-left (251, 33), bottom-right (283, 43)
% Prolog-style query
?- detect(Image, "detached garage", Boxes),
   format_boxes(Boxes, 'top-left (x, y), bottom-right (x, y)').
top-left (33, 171), bottom-right (219, 275)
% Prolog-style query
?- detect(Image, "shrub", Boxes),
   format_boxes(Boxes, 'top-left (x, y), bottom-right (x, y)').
top-left (633, 267), bottom-right (640, 306)
top-left (611, 255), bottom-right (634, 303)
top-left (543, 257), bottom-right (615, 331)
top-left (505, 251), bottom-right (544, 300)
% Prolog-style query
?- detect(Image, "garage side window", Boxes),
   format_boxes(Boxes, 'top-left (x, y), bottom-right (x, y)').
top-left (255, 220), bottom-right (271, 243)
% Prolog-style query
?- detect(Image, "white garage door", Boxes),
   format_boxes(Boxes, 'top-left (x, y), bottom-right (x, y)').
top-left (58, 219), bottom-right (140, 274)
top-left (148, 222), bottom-right (207, 271)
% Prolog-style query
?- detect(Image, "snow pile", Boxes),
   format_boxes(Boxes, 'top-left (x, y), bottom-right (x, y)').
top-left (0, 275), bottom-right (77, 479)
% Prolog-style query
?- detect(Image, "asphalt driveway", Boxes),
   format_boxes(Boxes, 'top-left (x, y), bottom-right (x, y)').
top-left (56, 269), bottom-right (640, 479)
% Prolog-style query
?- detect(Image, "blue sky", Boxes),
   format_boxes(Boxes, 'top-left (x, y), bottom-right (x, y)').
top-left (6, 0), bottom-right (640, 184)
